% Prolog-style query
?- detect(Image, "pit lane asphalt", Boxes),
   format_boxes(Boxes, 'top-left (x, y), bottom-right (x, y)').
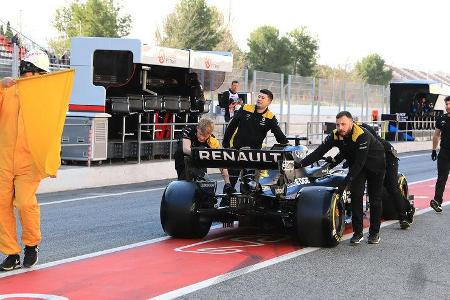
top-left (15, 150), bottom-right (446, 298)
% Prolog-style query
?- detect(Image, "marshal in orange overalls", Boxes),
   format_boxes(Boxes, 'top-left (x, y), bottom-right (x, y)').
top-left (0, 85), bottom-right (42, 255)
top-left (0, 70), bottom-right (74, 255)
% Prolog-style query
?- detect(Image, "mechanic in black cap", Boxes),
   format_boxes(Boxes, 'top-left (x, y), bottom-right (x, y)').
top-left (329, 122), bottom-right (414, 229)
top-left (174, 117), bottom-right (230, 185)
top-left (222, 89), bottom-right (288, 191)
top-left (430, 96), bottom-right (450, 213)
top-left (297, 111), bottom-right (385, 245)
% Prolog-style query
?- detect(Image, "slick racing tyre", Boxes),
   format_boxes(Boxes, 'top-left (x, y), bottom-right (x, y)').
top-left (382, 174), bottom-right (409, 220)
top-left (296, 186), bottom-right (345, 247)
top-left (160, 180), bottom-right (212, 238)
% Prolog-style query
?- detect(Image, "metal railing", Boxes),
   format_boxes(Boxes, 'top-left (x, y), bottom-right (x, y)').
top-left (300, 120), bottom-right (435, 145)
top-left (61, 118), bottom-right (433, 166)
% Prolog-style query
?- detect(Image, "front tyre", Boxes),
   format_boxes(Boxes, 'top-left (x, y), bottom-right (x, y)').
top-left (160, 181), bottom-right (212, 238)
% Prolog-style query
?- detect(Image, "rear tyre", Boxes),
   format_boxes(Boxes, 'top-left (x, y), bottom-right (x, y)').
top-left (296, 186), bottom-right (345, 247)
top-left (160, 181), bottom-right (212, 238)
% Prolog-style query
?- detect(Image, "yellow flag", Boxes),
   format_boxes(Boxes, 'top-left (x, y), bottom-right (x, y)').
top-left (17, 69), bottom-right (75, 177)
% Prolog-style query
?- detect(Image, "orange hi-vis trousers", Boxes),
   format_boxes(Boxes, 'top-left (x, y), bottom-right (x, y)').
top-left (0, 86), bottom-right (42, 255)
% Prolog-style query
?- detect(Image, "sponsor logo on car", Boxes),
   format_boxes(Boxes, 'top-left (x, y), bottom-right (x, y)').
top-left (197, 149), bottom-right (282, 163)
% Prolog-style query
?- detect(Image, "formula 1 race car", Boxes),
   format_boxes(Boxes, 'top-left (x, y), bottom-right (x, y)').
top-left (160, 142), bottom-right (414, 247)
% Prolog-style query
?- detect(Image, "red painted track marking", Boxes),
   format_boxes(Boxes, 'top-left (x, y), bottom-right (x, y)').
top-left (409, 181), bottom-right (438, 209)
top-left (0, 179), bottom-right (446, 299)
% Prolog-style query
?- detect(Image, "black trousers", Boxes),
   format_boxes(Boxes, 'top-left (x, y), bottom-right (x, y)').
top-left (350, 168), bottom-right (385, 235)
top-left (224, 111), bottom-right (231, 122)
top-left (384, 153), bottom-right (408, 219)
top-left (434, 150), bottom-right (450, 203)
top-left (174, 150), bottom-right (186, 180)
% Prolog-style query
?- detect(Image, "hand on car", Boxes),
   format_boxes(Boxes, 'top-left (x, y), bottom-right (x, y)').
top-left (337, 183), bottom-right (346, 194)
top-left (324, 156), bottom-right (335, 164)
top-left (342, 160), bottom-right (349, 169)
top-left (223, 183), bottom-right (236, 194)
top-left (337, 179), bottom-right (351, 194)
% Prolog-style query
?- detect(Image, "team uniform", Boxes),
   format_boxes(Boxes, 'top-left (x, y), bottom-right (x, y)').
top-left (222, 104), bottom-right (288, 188)
top-left (174, 125), bottom-right (220, 180)
top-left (433, 114), bottom-right (450, 206)
top-left (332, 123), bottom-right (414, 224)
top-left (299, 124), bottom-right (386, 239)
top-left (359, 123), bottom-right (413, 224)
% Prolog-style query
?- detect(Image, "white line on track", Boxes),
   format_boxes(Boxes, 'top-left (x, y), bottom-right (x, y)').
top-left (40, 180), bottom-right (226, 206)
top-left (3, 178), bottom-right (439, 297)
top-left (0, 236), bottom-right (169, 279)
top-left (151, 177), bottom-right (439, 299)
top-left (0, 222), bottom-right (231, 279)
top-left (152, 199), bottom-right (441, 300)
top-left (399, 153), bottom-right (429, 159)
top-left (40, 187), bottom-right (166, 206)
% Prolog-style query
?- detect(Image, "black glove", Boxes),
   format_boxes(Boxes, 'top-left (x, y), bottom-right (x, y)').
top-left (223, 183), bottom-right (236, 194)
top-left (431, 150), bottom-right (437, 161)
top-left (337, 183), bottom-right (346, 194)
top-left (337, 178), bottom-right (351, 194)
top-left (294, 161), bottom-right (303, 169)
top-left (324, 156), bottom-right (335, 164)
top-left (342, 160), bottom-right (349, 169)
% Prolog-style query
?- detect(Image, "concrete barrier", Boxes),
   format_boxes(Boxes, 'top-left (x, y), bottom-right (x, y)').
top-left (37, 140), bottom-right (432, 194)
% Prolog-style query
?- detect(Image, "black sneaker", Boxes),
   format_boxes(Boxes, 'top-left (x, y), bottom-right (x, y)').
top-left (399, 219), bottom-right (410, 230)
top-left (367, 233), bottom-right (380, 244)
top-left (406, 206), bottom-right (415, 224)
top-left (23, 245), bottom-right (39, 268)
top-left (430, 199), bottom-right (443, 213)
top-left (350, 233), bottom-right (364, 245)
top-left (0, 254), bottom-right (20, 271)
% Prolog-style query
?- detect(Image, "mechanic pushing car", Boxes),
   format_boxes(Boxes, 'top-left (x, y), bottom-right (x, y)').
top-left (329, 122), bottom-right (415, 229)
top-left (222, 89), bottom-right (288, 190)
top-left (174, 117), bottom-right (231, 187)
top-left (297, 111), bottom-right (386, 245)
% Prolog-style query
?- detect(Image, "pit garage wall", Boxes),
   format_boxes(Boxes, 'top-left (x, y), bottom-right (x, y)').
top-left (389, 83), bottom-right (431, 114)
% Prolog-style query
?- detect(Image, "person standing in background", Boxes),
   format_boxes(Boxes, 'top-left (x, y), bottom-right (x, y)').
top-left (430, 96), bottom-right (450, 213)
top-left (221, 80), bottom-right (241, 122)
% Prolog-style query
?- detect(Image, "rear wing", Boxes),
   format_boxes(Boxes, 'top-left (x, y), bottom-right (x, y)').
top-left (190, 148), bottom-right (286, 169)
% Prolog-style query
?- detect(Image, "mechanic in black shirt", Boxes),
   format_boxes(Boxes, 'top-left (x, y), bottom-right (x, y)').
top-left (330, 123), bottom-right (414, 229)
top-left (222, 89), bottom-right (288, 189)
top-left (430, 96), bottom-right (450, 212)
top-left (174, 118), bottom-right (232, 193)
top-left (297, 111), bottom-right (386, 245)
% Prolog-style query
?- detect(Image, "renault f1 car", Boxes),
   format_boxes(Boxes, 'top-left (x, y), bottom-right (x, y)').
top-left (160, 143), bottom-right (414, 247)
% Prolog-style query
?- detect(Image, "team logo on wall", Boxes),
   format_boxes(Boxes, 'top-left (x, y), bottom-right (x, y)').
top-left (158, 50), bottom-right (165, 64)
top-left (205, 57), bottom-right (212, 69)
